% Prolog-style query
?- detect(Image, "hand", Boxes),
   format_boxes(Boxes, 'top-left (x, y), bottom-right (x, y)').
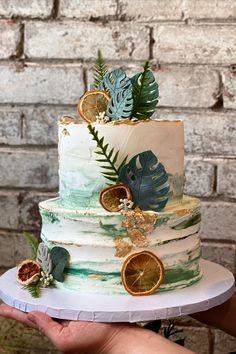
top-left (191, 295), bottom-right (236, 337)
top-left (0, 304), bottom-right (195, 354)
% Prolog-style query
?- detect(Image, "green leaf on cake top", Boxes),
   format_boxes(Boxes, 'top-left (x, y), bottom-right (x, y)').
top-left (99, 68), bottom-right (134, 121)
top-left (106, 88), bottom-right (133, 121)
top-left (100, 68), bottom-right (131, 95)
top-left (118, 150), bottom-right (169, 212)
top-left (88, 124), bottom-right (128, 183)
top-left (131, 61), bottom-right (159, 120)
top-left (78, 52), bottom-right (159, 122)
top-left (93, 49), bottom-right (108, 89)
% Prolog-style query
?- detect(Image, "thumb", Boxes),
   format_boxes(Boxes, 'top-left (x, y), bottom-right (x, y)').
top-left (27, 311), bottom-right (62, 344)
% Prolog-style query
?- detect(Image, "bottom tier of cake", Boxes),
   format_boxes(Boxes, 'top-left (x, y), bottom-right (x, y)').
top-left (39, 195), bottom-right (202, 295)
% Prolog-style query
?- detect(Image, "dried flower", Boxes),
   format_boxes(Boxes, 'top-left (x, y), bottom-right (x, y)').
top-left (40, 270), bottom-right (54, 288)
top-left (95, 111), bottom-right (111, 124)
top-left (119, 198), bottom-right (134, 211)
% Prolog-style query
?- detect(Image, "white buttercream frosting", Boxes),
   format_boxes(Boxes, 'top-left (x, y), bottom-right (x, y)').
top-left (40, 195), bottom-right (202, 294)
top-left (58, 119), bottom-right (184, 208)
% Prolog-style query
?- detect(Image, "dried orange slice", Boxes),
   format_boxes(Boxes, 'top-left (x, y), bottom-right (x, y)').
top-left (16, 259), bottom-right (41, 285)
top-left (121, 251), bottom-right (164, 296)
top-left (77, 90), bottom-right (110, 123)
top-left (100, 184), bottom-right (132, 212)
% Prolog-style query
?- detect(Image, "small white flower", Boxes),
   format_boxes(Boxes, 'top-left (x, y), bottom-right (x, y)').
top-left (95, 111), bottom-right (111, 124)
top-left (40, 270), bottom-right (54, 287)
top-left (118, 198), bottom-right (134, 211)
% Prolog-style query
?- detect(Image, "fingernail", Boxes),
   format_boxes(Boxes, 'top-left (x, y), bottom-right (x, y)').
top-left (27, 314), bottom-right (36, 324)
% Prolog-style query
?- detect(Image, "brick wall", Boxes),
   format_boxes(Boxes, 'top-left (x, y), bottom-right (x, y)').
top-left (0, 1), bottom-right (235, 353)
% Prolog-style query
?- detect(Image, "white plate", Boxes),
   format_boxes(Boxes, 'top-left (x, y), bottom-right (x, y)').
top-left (0, 259), bottom-right (234, 322)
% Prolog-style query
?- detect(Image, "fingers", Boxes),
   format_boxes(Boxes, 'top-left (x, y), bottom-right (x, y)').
top-left (0, 304), bottom-right (38, 329)
top-left (27, 311), bottom-right (64, 345)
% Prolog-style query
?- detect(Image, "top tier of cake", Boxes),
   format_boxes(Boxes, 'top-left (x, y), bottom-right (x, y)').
top-left (58, 118), bottom-right (184, 209)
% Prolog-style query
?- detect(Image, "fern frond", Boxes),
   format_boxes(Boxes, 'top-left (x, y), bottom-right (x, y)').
top-left (22, 283), bottom-right (41, 298)
top-left (22, 232), bottom-right (39, 259)
top-left (93, 49), bottom-right (108, 89)
top-left (87, 124), bottom-right (128, 183)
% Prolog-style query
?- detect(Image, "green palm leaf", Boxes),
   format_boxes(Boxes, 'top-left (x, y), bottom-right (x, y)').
top-left (118, 150), bottom-right (169, 211)
top-left (131, 61), bottom-right (159, 120)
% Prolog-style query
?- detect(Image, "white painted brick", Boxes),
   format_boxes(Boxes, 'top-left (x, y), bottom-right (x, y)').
top-left (153, 25), bottom-right (236, 65)
top-left (23, 106), bottom-right (77, 145)
top-left (119, 0), bottom-right (183, 21)
top-left (213, 329), bottom-right (236, 354)
top-left (0, 109), bottom-right (22, 144)
top-left (0, 232), bottom-right (15, 267)
top-left (0, 63), bottom-right (84, 104)
top-left (0, 20), bottom-right (20, 59)
top-left (59, 0), bottom-right (117, 19)
top-left (155, 110), bottom-right (236, 155)
top-left (0, 0), bottom-right (53, 18)
top-left (183, 0), bottom-right (236, 21)
top-left (217, 159), bottom-right (236, 198)
top-left (155, 65), bottom-right (219, 107)
top-left (0, 193), bottom-right (19, 229)
top-left (222, 68), bottom-right (236, 109)
top-left (19, 191), bottom-right (57, 230)
top-left (202, 242), bottom-right (235, 273)
top-left (0, 149), bottom-right (58, 188)
top-left (25, 21), bottom-right (149, 60)
top-left (184, 157), bottom-right (215, 197)
top-left (201, 201), bottom-right (236, 241)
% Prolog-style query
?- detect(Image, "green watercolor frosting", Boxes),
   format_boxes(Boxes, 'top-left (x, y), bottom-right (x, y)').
top-left (172, 213), bottom-right (201, 230)
top-left (65, 268), bottom-right (120, 280)
top-left (100, 223), bottom-right (127, 238)
top-left (64, 255), bottom-right (201, 287)
top-left (41, 210), bottom-right (60, 224)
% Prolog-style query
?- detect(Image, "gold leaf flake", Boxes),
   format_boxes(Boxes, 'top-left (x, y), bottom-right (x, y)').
top-left (114, 236), bottom-right (133, 258)
top-left (128, 229), bottom-right (148, 247)
top-left (176, 208), bottom-right (190, 216)
top-left (59, 115), bottom-right (75, 125)
top-left (62, 128), bottom-right (70, 136)
top-left (122, 209), bottom-right (156, 234)
top-left (121, 209), bottom-right (156, 247)
top-left (88, 274), bottom-right (105, 279)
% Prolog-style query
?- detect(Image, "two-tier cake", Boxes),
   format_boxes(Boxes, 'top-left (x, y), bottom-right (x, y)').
top-left (16, 54), bottom-right (202, 297)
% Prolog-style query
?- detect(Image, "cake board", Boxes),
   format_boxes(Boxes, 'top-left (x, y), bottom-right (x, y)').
top-left (0, 259), bottom-right (234, 323)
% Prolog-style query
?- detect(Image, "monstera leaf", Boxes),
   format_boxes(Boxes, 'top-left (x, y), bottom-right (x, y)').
top-left (131, 62), bottom-right (159, 119)
top-left (118, 150), bottom-right (170, 212)
top-left (106, 88), bottom-right (133, 120)
top-left (100, 68), bottom-right (131, 96)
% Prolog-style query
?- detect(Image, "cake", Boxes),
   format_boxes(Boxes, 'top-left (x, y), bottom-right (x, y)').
top-left (16, 54), bottom-right (202, 297)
